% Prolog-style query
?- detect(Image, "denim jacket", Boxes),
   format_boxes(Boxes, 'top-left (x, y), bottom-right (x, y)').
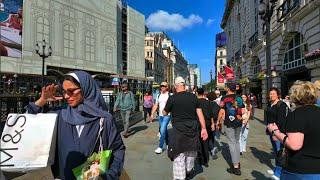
top-left (114, 91), bottom-right (135, 111)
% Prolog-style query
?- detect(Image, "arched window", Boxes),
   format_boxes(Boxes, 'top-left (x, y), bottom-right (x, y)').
top-left (63, 25), bottom-right (75, 58)
top-left (85, 31), bottom-right (95, 61)
top-left (283, 33), bottom-right (307, 71)
top-left (36, 17), bottom-right (49, 42)
top-left (251, 57), bottom-right (261, 78)
top-left (104, 37), bottom-right (114, 64)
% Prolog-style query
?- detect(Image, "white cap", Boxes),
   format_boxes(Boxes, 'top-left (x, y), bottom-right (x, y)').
top-left (174, 76), bottom-right (185, 85)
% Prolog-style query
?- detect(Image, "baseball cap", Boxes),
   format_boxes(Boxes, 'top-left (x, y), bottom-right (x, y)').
top-left (174, 76), bottom-right (185, 85)
top-left (160, 82), bottom-right (168, 87)
top-left (226, 82), bottom-right (236, 91)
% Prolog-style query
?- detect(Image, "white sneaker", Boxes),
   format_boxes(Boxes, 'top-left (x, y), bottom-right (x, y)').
top-left (155, 147), bottom-right (162, 154)
top-left (271, 175), bottom-right (280, 180)
top-left (267, 169), bottom-right (274, 175)
top-left (242, 149), bottom-right (246, 152)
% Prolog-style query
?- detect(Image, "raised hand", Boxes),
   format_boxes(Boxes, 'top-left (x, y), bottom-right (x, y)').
top-left (35, 84), bottom-right (59, 107)
top-left (41, 84), bottom-right (59, 101)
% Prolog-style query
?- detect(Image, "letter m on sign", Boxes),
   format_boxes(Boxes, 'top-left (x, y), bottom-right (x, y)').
top-left (0, 148), bottom-right (18, 167)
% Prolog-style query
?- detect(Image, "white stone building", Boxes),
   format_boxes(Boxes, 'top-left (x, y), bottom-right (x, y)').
top-left (221, 0), bottom-right (320, 107)
top-left (188, 64), bottom-right (201, 88)
top-left (0, 0), bottom-right (145, 92)
top-left (144, 32), bottom-right (167, 84)
top-left (215, 46), bottom-right (227, 90)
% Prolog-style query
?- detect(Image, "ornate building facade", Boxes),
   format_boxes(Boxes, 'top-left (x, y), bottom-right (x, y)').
top-left (1, 0), bottom-right (146, 93)
top-left (221, 0), bottom-right (320, 106)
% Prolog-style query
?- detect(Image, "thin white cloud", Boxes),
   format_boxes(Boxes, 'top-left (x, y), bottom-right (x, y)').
top-left (206, 18), bottom-right (215, 26)
top-left (146, 10), bottom-right (203, 32)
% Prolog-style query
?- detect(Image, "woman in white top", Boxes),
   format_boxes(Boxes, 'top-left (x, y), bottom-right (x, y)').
top-left (239, 94), bottom-right (252, 154)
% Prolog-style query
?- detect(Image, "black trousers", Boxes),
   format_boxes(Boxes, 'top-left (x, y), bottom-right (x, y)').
top-left (143, 107), bottom-right (152, 122)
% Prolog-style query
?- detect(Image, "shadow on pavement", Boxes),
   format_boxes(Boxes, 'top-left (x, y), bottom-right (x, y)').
top-left (220, 142), bottom-right (233, 167)
top-left (250, 147), bottom-right (274, 170)
top-left (129, 125), bottom-right (148, 136)
top-left (251, 170), bottom-right (272, 180)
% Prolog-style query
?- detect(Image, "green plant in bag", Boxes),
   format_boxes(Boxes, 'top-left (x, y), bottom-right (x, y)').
top-left (72, 150), bottom-right (112, 180)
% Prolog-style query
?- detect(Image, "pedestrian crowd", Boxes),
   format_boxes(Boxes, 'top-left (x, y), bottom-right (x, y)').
top-left (144, 78), bottom-right (320, 180)
top-left (1, 70), bottom-right (320, 180)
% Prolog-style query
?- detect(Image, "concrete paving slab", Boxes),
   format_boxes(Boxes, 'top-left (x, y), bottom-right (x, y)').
top-left (123, 108), bottom-right (274, 180)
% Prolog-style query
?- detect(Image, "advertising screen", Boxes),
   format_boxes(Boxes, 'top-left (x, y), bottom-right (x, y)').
top-left (0, 0), bottom-right (23, 58)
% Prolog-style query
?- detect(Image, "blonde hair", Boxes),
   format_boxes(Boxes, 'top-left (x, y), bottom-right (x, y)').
top-left (314, 80), bottom-right (320, 90)
top-left (289, 81), bottom-right (317, 105)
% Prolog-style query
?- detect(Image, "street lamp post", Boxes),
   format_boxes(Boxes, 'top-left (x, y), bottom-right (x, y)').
top-left (259, 0), bottom-right (277, 100)
top-left (210, 69), bottom-right (213, 92)
top-left (35, 40), bottom-right (52, 86)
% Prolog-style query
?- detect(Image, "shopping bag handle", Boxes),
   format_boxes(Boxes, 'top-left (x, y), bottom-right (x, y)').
top-left (91, 118), bottom-right (104, 155)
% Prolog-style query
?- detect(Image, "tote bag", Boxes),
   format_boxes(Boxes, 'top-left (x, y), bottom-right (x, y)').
top-left (0, 113), bottom-right (57, 172)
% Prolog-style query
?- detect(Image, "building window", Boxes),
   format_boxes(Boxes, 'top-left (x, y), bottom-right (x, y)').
top-left (36, 17), bottom-right (50, 42)
top-left (63, 9), bottom-right (75, 19)
top-left (220, 59), bottom-right (223, 66)
top-left (283, 33), bottom-right (307, 71)
top-left (252, 57), bottom-right (261, 77)
top-left (85, 31), bottom-right (95, 61)
top-left (104, 37), bottom-right (114, 64)
top-left (220, 51), bottom-right (223, 56)
top-left (63, 25), bottom-right (75, 58)
top-left (150, 52), bottom-right (153, 58)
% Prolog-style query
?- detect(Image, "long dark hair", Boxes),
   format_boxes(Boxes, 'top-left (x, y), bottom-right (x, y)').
top-left (242, 94), bottom-right (251, 111)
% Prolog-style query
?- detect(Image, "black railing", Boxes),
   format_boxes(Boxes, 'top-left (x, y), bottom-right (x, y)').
top-left (0, 94), bottom-right (141, 122)
top-left (277, 0), bottom-right (300, 22)
top-left (248, 31), bottom-right (259, 48)
top-left (0, 95), bottom-right (37, 122)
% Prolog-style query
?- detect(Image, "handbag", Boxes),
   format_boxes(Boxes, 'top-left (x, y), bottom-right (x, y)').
top-left (72, 118), bottom-right (112, 180)
top-left (275, 108), bottom-right (291, 168)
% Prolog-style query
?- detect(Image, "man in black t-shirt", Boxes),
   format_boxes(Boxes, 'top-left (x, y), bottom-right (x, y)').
top-left (197, 88), bottom-right (215, 167)
top-left (163, 77), bottom-right (208, 180)
top-left (219, 82), bottom-right (244, 176)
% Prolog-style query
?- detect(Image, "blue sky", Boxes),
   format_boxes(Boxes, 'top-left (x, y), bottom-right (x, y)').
top-left (127, 0), bottom-right (226, 84)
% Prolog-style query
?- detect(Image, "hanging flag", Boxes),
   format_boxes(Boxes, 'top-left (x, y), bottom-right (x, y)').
top-left (225, 66), bottom-right (235, 80)
top-left (218, 72), bottom-right (224, 83)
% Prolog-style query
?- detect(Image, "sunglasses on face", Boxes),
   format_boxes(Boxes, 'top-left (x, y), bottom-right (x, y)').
top-left (62, 88), bottom-right (81, 97)
top-left (160, 85), bottom-right (167, 88)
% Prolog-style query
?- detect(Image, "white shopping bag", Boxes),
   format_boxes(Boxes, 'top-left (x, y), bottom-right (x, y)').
top-left (0, 113), bottom-right (57, 172)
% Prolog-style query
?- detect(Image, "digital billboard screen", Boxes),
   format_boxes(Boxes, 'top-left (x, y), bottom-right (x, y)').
top-left (0, 0), bottom-right (23, 58)
top-left (216, 32), bottom-right (226, 47)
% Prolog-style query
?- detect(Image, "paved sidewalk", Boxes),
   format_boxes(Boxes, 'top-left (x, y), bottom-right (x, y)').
top-left (123, 108), bottom-right (275, 180)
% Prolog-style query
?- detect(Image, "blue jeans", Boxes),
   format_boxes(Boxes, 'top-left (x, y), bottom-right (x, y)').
top-left (239, 123), bottom-right (249, 152)
top-left (159, 115), bottom-right (171, 149)
top-left (269, 135), bottom-right (282, 178)
top-left (281, 169), bottom-right (320, 180)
